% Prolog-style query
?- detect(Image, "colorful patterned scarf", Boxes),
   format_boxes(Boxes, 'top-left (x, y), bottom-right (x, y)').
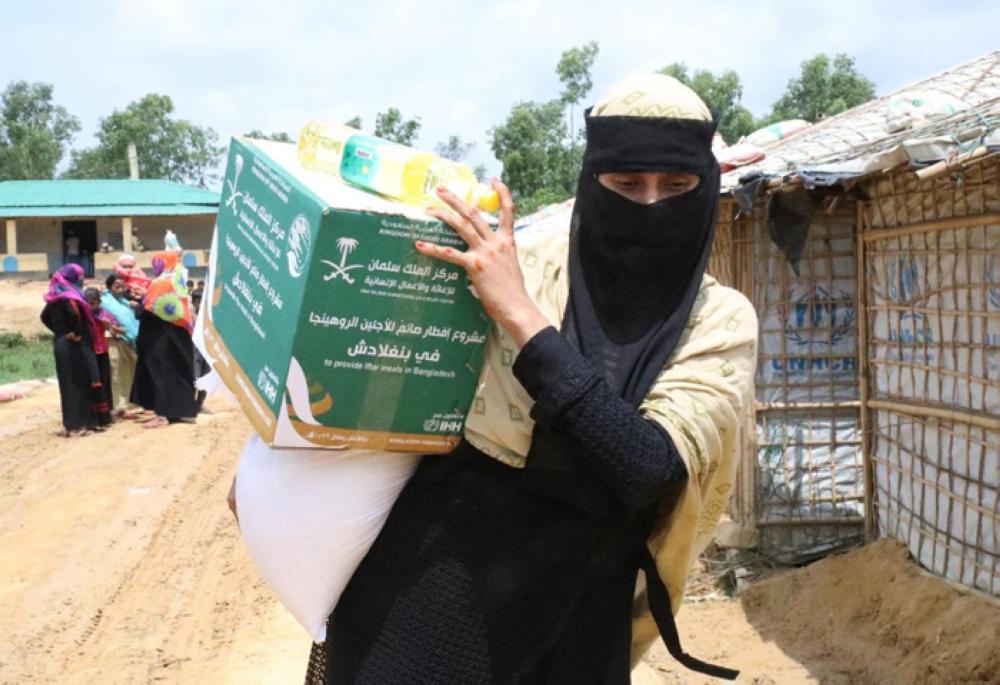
top-left (144, 251), bottom-right (194, 331)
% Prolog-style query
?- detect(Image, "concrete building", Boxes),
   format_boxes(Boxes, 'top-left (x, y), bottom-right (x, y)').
top-left (0, 179), bottom-right (219, 278)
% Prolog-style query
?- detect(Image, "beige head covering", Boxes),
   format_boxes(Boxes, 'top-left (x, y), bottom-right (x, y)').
top-left (590, 72), bottom-right (711, 121)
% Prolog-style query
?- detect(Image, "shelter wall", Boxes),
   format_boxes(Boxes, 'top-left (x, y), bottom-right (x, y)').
top-left (859, 157), bottom-right (1000, 596)
top-left (736, 196), bottom-right (865, 561)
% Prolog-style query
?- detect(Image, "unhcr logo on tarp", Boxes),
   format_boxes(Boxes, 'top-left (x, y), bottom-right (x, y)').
top-left (784, 286), bottom-right (855, 347)
top-left (886, 256), bottom-right (924, 304)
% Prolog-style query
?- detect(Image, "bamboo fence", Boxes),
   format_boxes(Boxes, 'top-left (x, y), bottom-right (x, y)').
top-left (858, 155), bottom-right (1000, 595)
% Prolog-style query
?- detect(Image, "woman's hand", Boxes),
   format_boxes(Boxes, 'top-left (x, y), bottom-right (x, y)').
top-left (418, 178), bottom-right (549, 348)
top-left (66, 332), bottom-right (82, 343)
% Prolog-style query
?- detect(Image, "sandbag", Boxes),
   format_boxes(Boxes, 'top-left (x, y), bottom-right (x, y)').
top-left (234, 434), bottom-right (420, 642)
top-left (716, 143), bottom-right (766, 172)
top-left (743, 119), bottom-right (810, 148)
top-left (885, 92), bottom-right (967, 132)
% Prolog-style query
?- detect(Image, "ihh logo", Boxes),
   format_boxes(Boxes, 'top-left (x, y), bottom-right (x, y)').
top-left (785, 285), bottom-right (856, 347)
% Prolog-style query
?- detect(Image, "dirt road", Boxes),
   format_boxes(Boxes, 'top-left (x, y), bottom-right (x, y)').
top-left (3, 279), bottom-right (997, 684)
top-left (0, 390), bottom-right (308, 684)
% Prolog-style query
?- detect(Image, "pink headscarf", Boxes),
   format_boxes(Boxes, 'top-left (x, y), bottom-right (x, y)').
top-left (114, 254), bottom-right (151, 292)
top-left (44, 264), bottom-right (105, 351)
top-left (44, 264), bottom-right (89, 306)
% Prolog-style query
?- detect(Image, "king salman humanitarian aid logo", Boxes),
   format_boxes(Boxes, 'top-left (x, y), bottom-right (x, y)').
top-left (225, 154), bottom-right (244, 215)
top-left (321, 237), bottom-right (364, 284)
top-left (287, 214), bottom-right (311, 279)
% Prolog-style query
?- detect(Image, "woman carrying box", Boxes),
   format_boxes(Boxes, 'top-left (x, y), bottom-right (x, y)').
top-left (304, 73), bottom-right (758, 683)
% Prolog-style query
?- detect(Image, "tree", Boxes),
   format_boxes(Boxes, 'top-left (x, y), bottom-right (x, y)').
top-left (66, 94), bottom-right (222, 186)
top-left (768, 53), bottom-right (876, 123)
top-left (374, 107), bottom-right (421, 146)
top-left (344, 116), bottom-right (363, 130)
top-left (0, 81), bottom-right (80, 180)
top-left (556, 41), bottom-right (599, 144)
top-left (490, 43), bottom-right (601, 215)
top-left (659, 63), bottom-right (755, 143)
top-left (436, 135), bottom-right (488, 182)
top-left (245, 130), bottom-right (293, 142)
top-left (435, 135), bottom-right (474, 162)
top-left (490, 99), bottom-right (576, 214)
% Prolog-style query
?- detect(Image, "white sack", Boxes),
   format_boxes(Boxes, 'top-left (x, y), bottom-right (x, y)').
top-left (235, 434), bottom-right (420, 642)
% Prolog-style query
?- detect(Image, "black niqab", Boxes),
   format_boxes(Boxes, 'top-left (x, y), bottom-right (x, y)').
top-left (567, 111), bottom-right (721, 405)
top-left (524, 110), bottom-right (721, 477)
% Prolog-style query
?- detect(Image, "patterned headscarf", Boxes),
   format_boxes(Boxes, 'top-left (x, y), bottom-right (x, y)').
top-left (144, 251), bottom-right (194, 331)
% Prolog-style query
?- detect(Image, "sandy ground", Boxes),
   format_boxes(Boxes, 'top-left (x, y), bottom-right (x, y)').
top-left (3, 280), bottom-right (999, 684)
top-left (0, 279), bottom-right (50, 337)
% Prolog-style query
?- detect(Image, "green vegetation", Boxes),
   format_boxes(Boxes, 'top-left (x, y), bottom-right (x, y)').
top-left (0, 50), bottom-right (877, 208)
top-left (0, 332), bottom-right (55, 384)
top-left (65, 94), bottom-right (223, 187)
top-left (0, 81), bottom-right (80, 180)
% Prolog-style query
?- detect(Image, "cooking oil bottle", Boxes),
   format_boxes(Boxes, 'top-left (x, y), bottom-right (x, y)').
top-left (297, 122), bottom-right (499, 213)
top-left (297, 121), bottom-right (361, 177)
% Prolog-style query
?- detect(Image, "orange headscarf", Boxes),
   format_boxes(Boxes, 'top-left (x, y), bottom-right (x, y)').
top-left (143, 251), bottom-right (194, 331)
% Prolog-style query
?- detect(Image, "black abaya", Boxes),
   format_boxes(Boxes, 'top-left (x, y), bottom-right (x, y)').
top-left (95, 352), bottom-right (113, 427)
top-left (324, 442), bottom-right (641, 684)
top-left (130, 313), bottom-right (197, 420)
top-left (41, 300), bottom-right (98, 431)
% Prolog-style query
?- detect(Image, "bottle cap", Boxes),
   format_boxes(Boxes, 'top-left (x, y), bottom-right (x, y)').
top-left (472, 185), bottom-right (500, 214)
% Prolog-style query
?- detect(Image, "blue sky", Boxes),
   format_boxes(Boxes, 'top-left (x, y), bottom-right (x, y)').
top-left (4, 0), bottom-right (997, 183)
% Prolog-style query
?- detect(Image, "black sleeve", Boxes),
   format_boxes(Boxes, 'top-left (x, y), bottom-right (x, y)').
top-left (39, 300), bottom-right (83, 337)
top-left (40, 303), bottom-right (56, 334)
top-left (513, 326), bottom-right (688, 509)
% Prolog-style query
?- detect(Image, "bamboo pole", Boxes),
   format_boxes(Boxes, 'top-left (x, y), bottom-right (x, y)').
top-left (857, 201), bottom-right (877, 543)
top-left (757, 517), bottom-right (865, 527)
top-left (914, 145), bottom-right (989, 181)
top-left (861, 212), bottom-right (1000, 243)
top-left (756, 400), bottom-right (862, 411)
top-left (866, 398), bottom-right (1000, 432)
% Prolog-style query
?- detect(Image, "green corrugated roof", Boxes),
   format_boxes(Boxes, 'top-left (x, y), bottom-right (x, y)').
top-left (0, 179), bottom-right (219, 218)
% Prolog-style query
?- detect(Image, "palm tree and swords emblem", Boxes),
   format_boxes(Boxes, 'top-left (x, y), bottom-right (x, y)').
top-left (224, 154), bottom-right (244, 215)
top-left (322, 237), bottom-right (363, 283)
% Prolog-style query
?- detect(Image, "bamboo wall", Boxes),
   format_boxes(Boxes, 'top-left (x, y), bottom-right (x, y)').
top-left (859, 157), bottom-right (1000, 595)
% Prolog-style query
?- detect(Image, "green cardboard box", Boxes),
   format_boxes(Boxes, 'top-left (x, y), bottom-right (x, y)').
top-left (201, 137), bottom-right (491, 452)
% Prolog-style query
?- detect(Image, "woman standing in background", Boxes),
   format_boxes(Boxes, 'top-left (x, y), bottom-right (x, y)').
top-left (130, 250), bottom-right (198, 429)
top-left (39, 264), bottom-right (103, 437)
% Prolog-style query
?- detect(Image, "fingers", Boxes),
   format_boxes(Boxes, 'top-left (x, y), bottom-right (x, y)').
top-left (492, 177), bottom-right (516, 237)
top-left (414, 240), bottom-right (469, 269)
top-left (425, 205), bottom-right (481, 248)
top-left (434, 186), bottom-right (493, 242)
